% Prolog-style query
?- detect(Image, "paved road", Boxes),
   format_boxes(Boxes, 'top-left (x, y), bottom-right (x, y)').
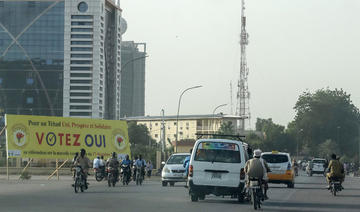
top-left (0, 172), bottom-right (360, 212)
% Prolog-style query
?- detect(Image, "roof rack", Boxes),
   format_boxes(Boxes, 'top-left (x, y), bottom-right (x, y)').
top-left (195, 133), bottom-right (245, 141)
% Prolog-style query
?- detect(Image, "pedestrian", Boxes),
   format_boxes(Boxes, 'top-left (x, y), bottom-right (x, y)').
top-left (146, 160), bottom-right (153, 178)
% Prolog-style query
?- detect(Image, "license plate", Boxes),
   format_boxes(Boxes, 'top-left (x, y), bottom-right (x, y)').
top-left (250, 181), bottom-right (259, 186)
top-left (211, 172), bottom-right (222, 179)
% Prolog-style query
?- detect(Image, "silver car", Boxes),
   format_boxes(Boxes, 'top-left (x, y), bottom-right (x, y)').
top-left (162, 153), bottom-right (190, 186)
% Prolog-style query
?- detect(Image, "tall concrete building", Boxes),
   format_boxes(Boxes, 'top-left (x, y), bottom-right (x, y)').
top-left (0, 0), bottom-right (123, 120)
top-left (120, 41), bottom-right (146, 117)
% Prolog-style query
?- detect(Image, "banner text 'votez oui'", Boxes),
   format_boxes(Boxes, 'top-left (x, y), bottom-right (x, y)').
top-left (35, 132), bottom-right (106, 148)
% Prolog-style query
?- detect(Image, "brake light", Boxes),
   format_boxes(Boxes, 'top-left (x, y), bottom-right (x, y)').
top-left (240, 168), bottom-right (245, 180)
top-left (287, 163), bottom-right (291, 170)
top-left (189, 165), bottom-right (193, 177)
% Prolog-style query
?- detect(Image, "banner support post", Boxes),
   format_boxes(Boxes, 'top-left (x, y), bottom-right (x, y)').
top-left (48, 159), bottom-right (68, 180)
top-left (56, 159), bottom-right (59, 180)
top-left (6, 157), bottom-right (9, 180)
top-left (18, 158), bottom-right (33, 180)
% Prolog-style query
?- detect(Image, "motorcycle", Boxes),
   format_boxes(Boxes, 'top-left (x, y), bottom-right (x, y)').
top-left (94, 165), bottom-right (106, 182)
top-left (248, 178), bottom-right (263, 210)
top-left (107, 167), bottom-right (118, 187)
top-left (121, 164), bottom-right (131, 185)
top-left (74, 165), bottom-right (87, 193)
top-left (294, 166), bottom-right (299, 176)
top-left (329, 179), bottom-right (342, 196)
top-left (136, 166), bottom-right (144, 186)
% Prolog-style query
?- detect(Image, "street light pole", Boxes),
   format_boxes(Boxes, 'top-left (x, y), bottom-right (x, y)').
top-left (298, 129), bottom-right (303, 159)
top-left (212, 104), bottom-right (227, 132)
top-left (175, 85), bottom-right (202, 152)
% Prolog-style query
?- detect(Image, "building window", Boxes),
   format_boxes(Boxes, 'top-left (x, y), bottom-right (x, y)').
top-left (71, 47), bottom-right (92, 51)
top-left (28, 2), bottom-right (35, 8)
top-left (168, 126), bottom-right (170, 129)
top-left (70, 105), bottom-right (91, 110)
top-left (70, 112), bottom-right (91, 116)
top-left (71, 60), bottom-right (92, 65)
top-left (71, 54), bottom-right (92, 58)
top-left (26, 97), bottom-right (34, 104)
top-left (71, 15), bottom-right (92, 19)
top-left (70, 86), bottom-right (92, 90)
top-left (71, 73), bottom-right (92, 77)
top-left (70, 92), bottom-right (91, 97)
top-left (71, 28), bottom-right (93, 32)
top-left (174, 122), bottom-right (177, 126)
top-left (71, 41), bottom-right (93, 45)
top-left (71, 21), bottom-right (93, 26)
top-left (26, 78), bottom-right (34, 85)
top-left (155, 123), bottom-right (158, 126)
top-left (78, 2), bottom-right (88, 13)
top-left (155, 134), bottom-right (158, 138)
top-left (70, 99), bottom-right (91, 103)
top-left (0, 78), bottom-right (3, 85)
top-left (71, 34), bottom-right (93, 39)
top-left (0, 1), bottom-right (4, 7)
top-left (70, 66), bottom-right (92, 71)
top-left (70, 80), bottom-right (92, 84)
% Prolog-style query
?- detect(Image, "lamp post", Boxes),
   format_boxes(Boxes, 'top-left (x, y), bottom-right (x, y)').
top-left (175, 85), bottom-right (202, 152)
top-left (212, 104), bottom-right (227, 132)
top-left (298, 129), bottom-right (303, 159)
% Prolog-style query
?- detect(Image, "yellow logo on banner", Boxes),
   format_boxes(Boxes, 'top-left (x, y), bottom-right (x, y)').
top-left (5, 114), bottom-right (131, 159)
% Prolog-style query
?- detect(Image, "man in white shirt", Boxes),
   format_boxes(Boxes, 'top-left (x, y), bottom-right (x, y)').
top-left (93, 156), bottom-right (101, 169)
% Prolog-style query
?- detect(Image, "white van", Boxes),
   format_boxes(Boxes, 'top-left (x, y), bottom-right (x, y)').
top-left (188, 138), bottom-right (249, 202)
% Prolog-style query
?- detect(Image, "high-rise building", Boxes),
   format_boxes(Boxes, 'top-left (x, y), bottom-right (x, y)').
top-left (120, 41), bottom-right (146, 117)
top-left (0, 0), bottom-right (123, 120)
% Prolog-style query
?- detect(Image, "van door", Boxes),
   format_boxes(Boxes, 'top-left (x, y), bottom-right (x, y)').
top-left (191, 141), bottom-right (243, 187)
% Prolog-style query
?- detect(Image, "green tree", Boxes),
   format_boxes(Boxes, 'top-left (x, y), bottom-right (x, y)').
top-left (216, 121), bottom-right (235, 135)
top-left (292, 88), bottom-right (360, 157)
top-left (127, 121), bottom-right (158, 164)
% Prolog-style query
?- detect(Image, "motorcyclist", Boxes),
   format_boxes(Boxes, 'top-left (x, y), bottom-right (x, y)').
top-left (107, 152), bottom-right (120, 181)
top-left (74, 149), bottom-right (91, 189)
top-left (292, 159), bottom-right (299, 176)
top-left (71, 152), bottom-right (79, 179)
top-left (245, 149), bottom-right (270, 200)
top-left (133, 156), bottom-right (138, 181)
top-left (326, 153), bottom-right (345, 189)
top-left (183, 149), bottom-right (192, 188)
top-left (135, 154), bottom-right (146, 179)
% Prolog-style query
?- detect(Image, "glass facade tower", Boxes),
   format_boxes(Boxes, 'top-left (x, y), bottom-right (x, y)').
top-left (0, 1), bottom-right (64, 116)
top-left (0, 0), bottom-right (123, 119)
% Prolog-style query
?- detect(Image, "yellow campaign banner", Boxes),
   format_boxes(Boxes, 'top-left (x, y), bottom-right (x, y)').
top-left (5, 114), bottom-right (131, 160)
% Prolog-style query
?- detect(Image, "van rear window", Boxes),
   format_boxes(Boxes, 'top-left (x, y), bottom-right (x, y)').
top-left (261, 154), bottom-right (289, 163)
top-left (194, 142), bottom-right (241, 163)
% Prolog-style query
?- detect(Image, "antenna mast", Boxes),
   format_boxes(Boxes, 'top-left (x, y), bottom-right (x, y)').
top-left (230, 82), bottom-right (233, 115)
top-left (236, 0), bottom-right (250, 131)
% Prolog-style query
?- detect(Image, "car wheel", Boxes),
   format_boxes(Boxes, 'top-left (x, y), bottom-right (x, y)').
top-left (169, 182), bottom-right (175, 186)
top-left (191, 194), bottom-right (199, 202)
top-left (287, 182), bottom-right (294, 188)
top-left (162, 181), bottom-right (167, 187)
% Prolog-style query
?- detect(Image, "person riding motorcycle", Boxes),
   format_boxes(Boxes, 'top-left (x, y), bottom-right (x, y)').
top-left (135, 154), bottom-right (146, 179)
top-left (326, 153), bottom-right (345, 189)
top-left (292, 159), bottom-right (299, 176)
top-left (74, 149), bottom-right (91, 189)
top-left (121, 155), bottom-right (132, 181)
top-left (245, 149), bottom-right (270, 200)
top-left (107, 152), bottom-right (120, 181)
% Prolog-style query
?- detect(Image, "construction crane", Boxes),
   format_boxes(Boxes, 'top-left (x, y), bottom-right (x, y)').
top-left (236, 0), bottom-right (251, 131)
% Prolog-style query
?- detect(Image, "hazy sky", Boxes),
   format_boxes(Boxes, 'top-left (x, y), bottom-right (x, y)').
top-left (120, 0), bottom-right (360, 128)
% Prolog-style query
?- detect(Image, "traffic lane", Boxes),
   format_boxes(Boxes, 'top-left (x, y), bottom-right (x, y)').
top-left (1, 175), bottom-right (360, 212)
top-left (263, 174), bottom-right (360, 212)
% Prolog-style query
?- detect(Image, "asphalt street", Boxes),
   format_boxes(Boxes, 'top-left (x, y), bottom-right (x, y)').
top-left (0, 171), bottom-right (360, 212)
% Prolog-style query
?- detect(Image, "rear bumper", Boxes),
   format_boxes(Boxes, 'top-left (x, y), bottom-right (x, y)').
top-left (162, 176), bottom-right (187, 182)
top-left (189, 180), bottom-right (245, 196)
top-left (268, 172), bottom-right (294, 184)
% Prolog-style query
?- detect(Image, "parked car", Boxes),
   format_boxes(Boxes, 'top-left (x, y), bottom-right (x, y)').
top-left (306, 158), bottom-right (327, 176)
top-left (261, 151), bottom-right (295, 188)
top-left (188, 138), bottom-right (249, 202)
top-left (161, 153), bottom-right (190, 186)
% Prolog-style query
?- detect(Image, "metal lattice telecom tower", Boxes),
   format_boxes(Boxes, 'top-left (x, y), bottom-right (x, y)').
top-left (236, 0), bottom-right (250, 131)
